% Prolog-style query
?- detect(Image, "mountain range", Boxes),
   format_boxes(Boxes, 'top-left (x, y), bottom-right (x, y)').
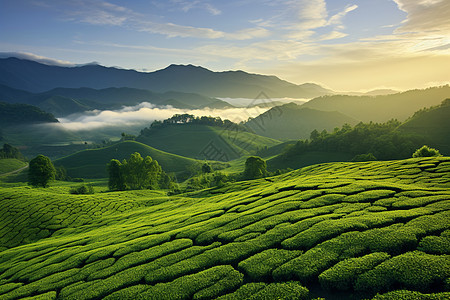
top-left (0, 57), bottom-right (332, 98)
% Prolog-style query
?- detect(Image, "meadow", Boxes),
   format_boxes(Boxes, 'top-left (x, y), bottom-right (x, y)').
top-left (0, 156), bottom-right (449, 299)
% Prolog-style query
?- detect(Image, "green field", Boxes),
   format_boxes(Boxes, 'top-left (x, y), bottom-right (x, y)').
top-left (0, 157), bottom-right (449, 299)
top-left (0, 159), bottom-right (27, 175)
top-left (53, 141), bottom-right (220, 179)
top-left (137, 124), bottom-right (281, 161)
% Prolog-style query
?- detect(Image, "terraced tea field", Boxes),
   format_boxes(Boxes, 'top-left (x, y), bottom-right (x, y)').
top-left (0, 157), bottom-right (449, 299)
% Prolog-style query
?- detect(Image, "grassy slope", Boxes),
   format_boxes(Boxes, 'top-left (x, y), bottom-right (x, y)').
top-left (53, 141), bottom-right (201, 179)
top-left (137, 124), bottom-right (281, 161)
top-left (0, 159), bottom-right (27, 175)
top-left (398, 104), bottom-right (450, 155)
top-left (0, 157), bottom-right (449, 299)
top-left (267, 151), bottom-right (354, 171)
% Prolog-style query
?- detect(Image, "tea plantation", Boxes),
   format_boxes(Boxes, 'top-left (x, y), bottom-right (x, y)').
top-left (0, 157), bottom-right (449, 299)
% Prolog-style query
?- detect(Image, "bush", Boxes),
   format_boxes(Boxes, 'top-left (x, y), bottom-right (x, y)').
top-left (69, 184), bottom-right (94, 195)
top-left (318, 252), bottom-right (390, 290)
top-left (412, 145), bottom-right (442, 158)
top-left (355, 251), bottom-right (450, 293)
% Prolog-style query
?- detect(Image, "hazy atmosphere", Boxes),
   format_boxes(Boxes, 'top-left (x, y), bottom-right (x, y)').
top-left (1, 0), bottom-right (449, 91)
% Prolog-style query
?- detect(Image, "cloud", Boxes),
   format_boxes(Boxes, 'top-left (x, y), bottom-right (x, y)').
top-left (0, 52), bottom-right (76, 66)
top-left (327, 4), bottom-right (358, 27)
top-left (393, 0), bottom-right (450, 33)
top-left (170, 0), bottom-right (222, 15)
top-left (36, 0), bottom-right (264, 40)
top-left (319, 31), bottom-right (348, 41)
top-left (58, 103), bottom-right (270, 131)
top-left (296, 0), bottom-right (328, 30)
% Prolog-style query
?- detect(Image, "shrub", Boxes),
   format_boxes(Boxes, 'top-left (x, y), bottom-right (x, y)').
top-left (318, 252), bottom-right (390, 290)
top-left (371, 290), bottom-right (450, 300)
top-left (69, 184), bottom-right (94, 195)
top-left (238, 249), bottom-right (302, 280)
top-left (413, 145), bottom-right (442, 158)
top-left (355, 251), bottom-right (450, 293)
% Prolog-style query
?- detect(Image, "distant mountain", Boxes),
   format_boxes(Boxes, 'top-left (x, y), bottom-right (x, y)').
top-left (0, 57), bottom-right (332, 98)
top-left (398, 99), bottom-right (450, 154)
top-left (301, 85), bottom-right (450, 122)
top-left (0, 84), bottom-right (233, 116)
top-left (0, 101), bottom-right (58, 126)
top-left (245, 103), bottom-right (358, 140)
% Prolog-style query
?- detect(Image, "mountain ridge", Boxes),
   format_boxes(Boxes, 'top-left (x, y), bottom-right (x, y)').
top-left (0, 57), bottom-right (332, 98)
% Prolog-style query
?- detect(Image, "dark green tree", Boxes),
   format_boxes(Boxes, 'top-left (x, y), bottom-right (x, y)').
top-left (28, 155), bottom-right (56, 188)
top-left (108, 159), bottom-right (126, 191)
top-left (202, 163), bottom-right (213, 173)
top-left (243, 156), bottom-right (267, 180)
top-left (412, 145), bottom-right (442, 158)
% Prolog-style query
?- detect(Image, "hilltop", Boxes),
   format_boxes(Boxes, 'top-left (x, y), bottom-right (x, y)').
top-left (0, 157), bottom-right (449, 299)
top-left (245, 103), bottom-right (358, 140)
top-left (398, 99), bottom-right (450, 154)
top-left (302, 85), bottom-right (450, 122)
top-left (137, 115), bottom-right (281, 161)
top-left (0, 101), bottom-right (58, 126)
top-left (0, 57), bottom-right (332, 98)
top-left (53, 141), bottom-right (207, 179)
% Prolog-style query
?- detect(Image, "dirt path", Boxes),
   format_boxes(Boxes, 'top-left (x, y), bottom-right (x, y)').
top-left (0, 164), bottom-right (28, 177)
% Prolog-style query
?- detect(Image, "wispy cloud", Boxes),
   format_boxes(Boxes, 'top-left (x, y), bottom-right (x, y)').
top-left (393, 0), bottom-right (450, 34)
top-left (0, 51), bottom-right (75, 66)
top-left (37, 0), bottom-right (264, 40)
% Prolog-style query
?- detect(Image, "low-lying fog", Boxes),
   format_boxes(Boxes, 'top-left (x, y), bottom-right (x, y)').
top-left (55, 102), bottom-right (273, 141)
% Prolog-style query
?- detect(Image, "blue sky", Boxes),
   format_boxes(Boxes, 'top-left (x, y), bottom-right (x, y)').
top-left (0, 0), bottom-right (449, 91)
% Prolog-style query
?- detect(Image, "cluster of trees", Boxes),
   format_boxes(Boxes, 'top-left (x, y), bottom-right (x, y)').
top-left (139, 114), bottom-right (248, 137)
top-left (282, 120), bottom-right (424, 161)
top-left (108, 152), bottom-right (174, 191)
top-left (0, 144), bottom-right (25, 160)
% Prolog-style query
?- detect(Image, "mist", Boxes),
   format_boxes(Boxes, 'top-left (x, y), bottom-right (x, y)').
top-left (57, 102), bottom-right (271, 135)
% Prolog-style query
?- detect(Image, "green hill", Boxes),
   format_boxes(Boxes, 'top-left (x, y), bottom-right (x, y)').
top-left (0, 157), bottom-right (449, 299)
top-left (54, 140), bottom-right (204, 179)
top-left (398, 99), bottom-right (450, 155)
top-left (0, 159), bottom-right (27, 175)
top-left (302, 85), bottom-right (450, 122)
top-left (0, 101), bottom-right (58, 126)
top-left (245, 103), bottom-right (358, 140)
top-left (137, 124), bottom-right (281, 161)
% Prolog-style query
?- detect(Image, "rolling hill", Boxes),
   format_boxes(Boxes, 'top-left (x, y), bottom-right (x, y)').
top-left (0, 57), bottom-right (332, 98)
top-left (53, 140), bottom-right (208, 179)
top-left (302, 85), bottom-right (450, 122)
top-left (245, 103), bottom-right (358, 140)
top-left (398, 99), bottom-right (450, 154)
top-left (137, 124), bottom-right (281, 161)
top-left (0, 157), bottom-right (449, 299)
top-left (0, 101), bottom-right (58, 126)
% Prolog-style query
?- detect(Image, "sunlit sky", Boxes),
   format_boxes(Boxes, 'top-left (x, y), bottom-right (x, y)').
top-left (1, 0), bottom-right (449, 92)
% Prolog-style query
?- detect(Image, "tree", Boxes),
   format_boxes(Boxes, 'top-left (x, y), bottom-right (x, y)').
top-left (108, 159), bottom-right (126, 191)
top-left (412, 145), bottom-right (442, 158)
top-left (28, 155), bottom-right (56, 188)
top-left (202, 163), bottom-right (213, 173)
top-left (243, 156), bottom-right (267, 180)
top-left (108, 152), bottom-right (170, 191)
